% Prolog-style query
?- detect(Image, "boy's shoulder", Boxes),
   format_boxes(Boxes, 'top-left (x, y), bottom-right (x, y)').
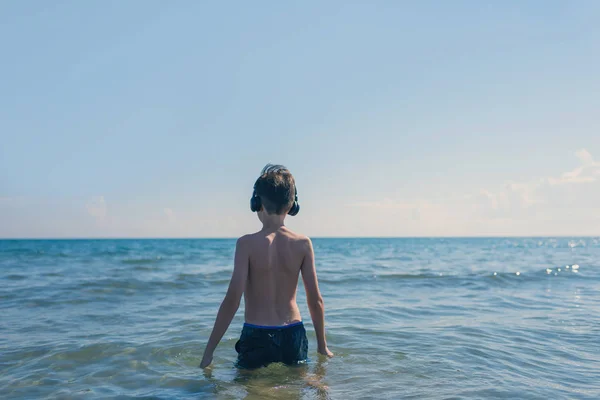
top-left (237, 230), bottom-right (311, 247)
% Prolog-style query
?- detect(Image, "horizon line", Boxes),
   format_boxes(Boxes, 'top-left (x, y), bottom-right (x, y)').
top-left (1, 235), bottom-right (598, 240)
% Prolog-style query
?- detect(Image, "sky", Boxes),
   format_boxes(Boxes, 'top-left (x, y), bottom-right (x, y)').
top-left (1, 1), bottom-right (600, 238)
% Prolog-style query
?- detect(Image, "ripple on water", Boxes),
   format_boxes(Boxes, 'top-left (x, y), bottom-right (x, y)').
top-left (1, 238), bottom-right (600, 399)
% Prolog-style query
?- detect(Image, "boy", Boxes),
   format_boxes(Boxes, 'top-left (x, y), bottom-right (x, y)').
top-left (199, 164), bottom-right (333, 369)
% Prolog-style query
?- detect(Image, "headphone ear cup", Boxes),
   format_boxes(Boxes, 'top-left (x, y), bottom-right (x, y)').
top-left (288, 201), bottom-right (299, 216)
top-left (287, 188), bottom-right (300, 216)
top-left (250, 195), bottom-right (261, 212)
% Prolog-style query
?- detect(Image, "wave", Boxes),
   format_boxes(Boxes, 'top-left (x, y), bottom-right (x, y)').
top-left (121, 257), bottom-right (164, 265)
top-left (318, 266), bottom-right (593, 285)
top-left (73, 278), bottom-right (190, 294)
top-left (4, 274), bottom-right (27, 280)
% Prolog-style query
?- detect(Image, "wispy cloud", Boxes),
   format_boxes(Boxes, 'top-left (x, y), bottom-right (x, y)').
top-left (350, 149), bottom-right (600, 226)
top-left (465, 149), bottom-right (600, 217)
top-left (86, 196), bottom-right (107, 222)
top-left (547, 148), bottom-right (599, 185)
top-left (164, 207), bottom-right (175, 222)
top-left (575, 148), bottom-right (595, 166)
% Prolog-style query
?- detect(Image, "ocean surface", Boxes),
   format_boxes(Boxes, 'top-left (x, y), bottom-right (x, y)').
top-left (1, 238), bottom-right (599, 399)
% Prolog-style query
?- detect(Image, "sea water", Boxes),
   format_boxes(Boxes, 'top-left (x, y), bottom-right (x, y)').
top-left (1, 238), bottom-right (599, 399)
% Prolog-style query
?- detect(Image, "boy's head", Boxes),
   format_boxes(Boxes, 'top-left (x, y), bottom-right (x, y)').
top-left (252, 164), bottom-right (298, 215)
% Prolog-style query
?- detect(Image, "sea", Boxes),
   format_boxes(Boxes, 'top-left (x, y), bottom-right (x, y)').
top-left (1, 238), bottom-right (599, 399)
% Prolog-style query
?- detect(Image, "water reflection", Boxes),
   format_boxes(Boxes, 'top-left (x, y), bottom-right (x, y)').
top-left (205, 356), bottom-right (330, 399)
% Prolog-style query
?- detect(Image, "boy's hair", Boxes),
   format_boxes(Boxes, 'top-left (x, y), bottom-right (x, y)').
top-left (254, 164), bottom-right (296, 215)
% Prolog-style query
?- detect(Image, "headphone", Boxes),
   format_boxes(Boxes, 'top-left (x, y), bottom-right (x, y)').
top-left (250, 186), bottom-right (300, 216)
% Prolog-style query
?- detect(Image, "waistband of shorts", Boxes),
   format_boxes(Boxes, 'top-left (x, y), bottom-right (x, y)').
top-left (243, 321), bottom-right (303, 330)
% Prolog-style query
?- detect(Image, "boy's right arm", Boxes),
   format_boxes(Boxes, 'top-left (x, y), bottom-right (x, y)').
top-left (300, 238), bottom-right (333, 357)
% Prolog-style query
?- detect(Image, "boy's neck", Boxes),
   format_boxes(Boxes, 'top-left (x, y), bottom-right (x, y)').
top-left (261, 213), bottom-right (286, 231)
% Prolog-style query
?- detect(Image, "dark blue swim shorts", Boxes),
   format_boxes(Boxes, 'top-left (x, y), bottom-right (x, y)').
top-left (235, 321), bottom-right (308, 368)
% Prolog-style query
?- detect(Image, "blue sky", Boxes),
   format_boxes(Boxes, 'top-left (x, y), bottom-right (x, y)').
top-left (1, 1), bottom-right (599, 238)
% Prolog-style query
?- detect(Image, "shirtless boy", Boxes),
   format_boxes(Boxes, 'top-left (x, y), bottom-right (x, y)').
top-left (199, 164), bottom-right (333, 369)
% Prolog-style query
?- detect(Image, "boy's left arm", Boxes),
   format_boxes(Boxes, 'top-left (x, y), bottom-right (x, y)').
top-left (199, 237), bottom-right (249, 368)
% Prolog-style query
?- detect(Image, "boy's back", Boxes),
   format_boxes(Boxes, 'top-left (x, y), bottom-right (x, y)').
top-left (199, 164), bottom-right (331, 369)
top-left (243, 227), bottom-right (307, 326)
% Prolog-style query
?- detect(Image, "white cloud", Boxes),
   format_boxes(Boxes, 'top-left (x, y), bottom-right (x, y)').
top-left (474, 149), bottom-right (600, 217)
top-left (575, 148), bottom-right (595, 166)
top-left (547, 168), bottom-right (595, 185)
top-left (547, 149), bottom-right (599, 185)
top-left (349, 149), bottom-right (600, 233)
top-left (164, 207), bottom-right (175, 222)
top-left (86, 196), bottom-right (107, 221)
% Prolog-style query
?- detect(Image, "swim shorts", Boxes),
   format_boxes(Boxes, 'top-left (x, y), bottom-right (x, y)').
top-left (235, 321), bottom-right (308, 368)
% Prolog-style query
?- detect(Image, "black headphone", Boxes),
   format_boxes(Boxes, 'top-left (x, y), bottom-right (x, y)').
top-left (250, 187), bottom-right (300, 216)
